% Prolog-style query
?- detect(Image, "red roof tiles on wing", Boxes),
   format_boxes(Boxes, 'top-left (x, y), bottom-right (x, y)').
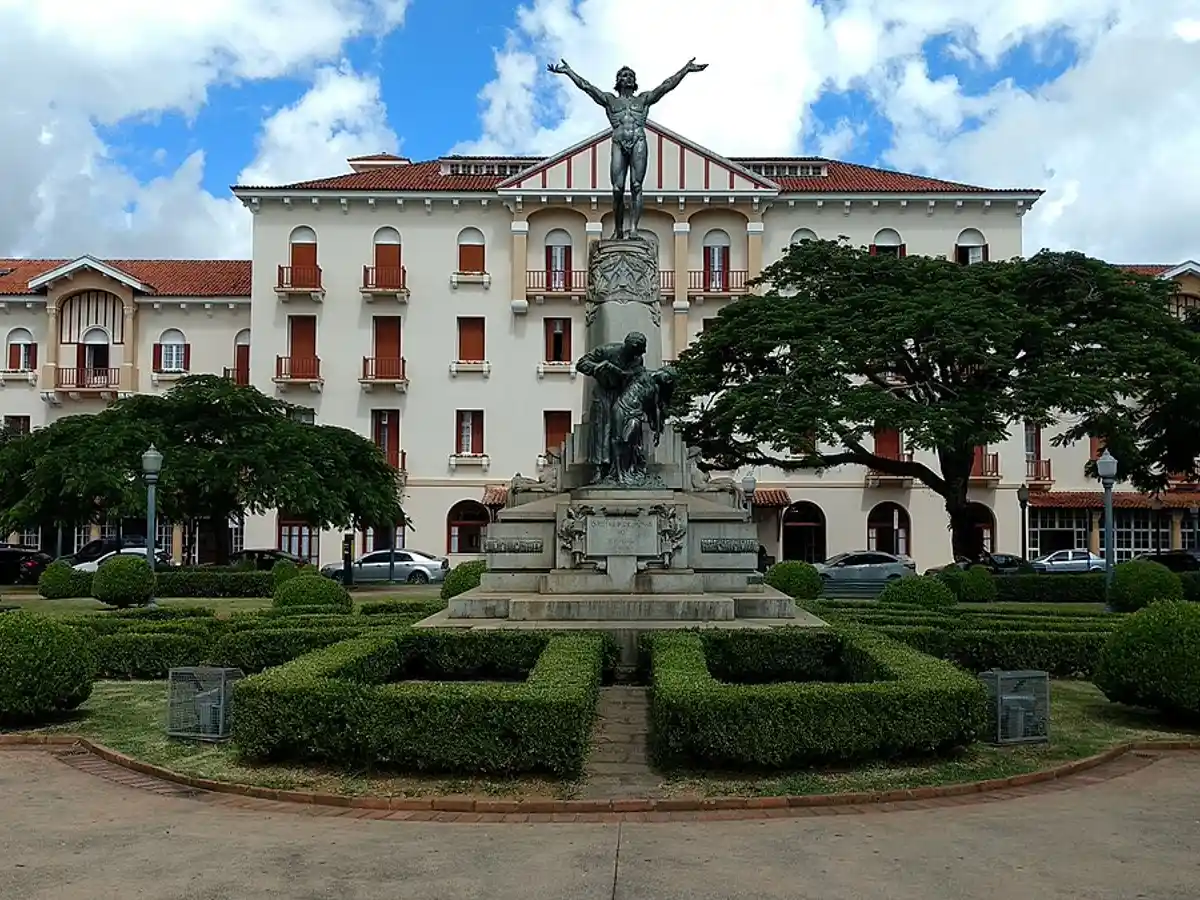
top-left (1027, 491), bottom-right (1200, 510)
top-left (1119, 265), bottom-right (1175, 277)
top-left (0, 259), bottom-right (251, 297)
top-left (752, 489), bottom-right (792, 508)
top-left (482, 486), bottom-right (508, 507)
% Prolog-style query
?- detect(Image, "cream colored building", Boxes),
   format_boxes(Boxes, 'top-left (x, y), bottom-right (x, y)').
top-left (4, 121), bottom-right (1196, 570)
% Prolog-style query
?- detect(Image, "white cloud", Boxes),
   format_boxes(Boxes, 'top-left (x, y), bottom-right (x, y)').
top-left (464, 0), bottom-right (1200, 262)
top-left (0, 0), bottom-right (408, 260)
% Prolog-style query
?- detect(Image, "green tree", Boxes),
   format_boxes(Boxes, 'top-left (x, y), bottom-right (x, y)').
top-left (670, 240), bottom-right (1182, 559)
top-left (0, 375), bottom-right (406, 562)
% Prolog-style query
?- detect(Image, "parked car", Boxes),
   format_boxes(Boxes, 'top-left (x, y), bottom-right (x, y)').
top-left (220, 548), bottom-right (305, 571)
top-left (0, 545), bottom-right (53, 585)
top-left (928, 552), bottom-right (1035, 576)
top-left (812, 551), bottom-right (916, 583)
top-left (320, 549), bottom-right (450, 585)
top-left (1031, 549), bottom-right (1105, 574)
top-left (62, 535), bottom-right (147, 567)
top-left (72, 546), bottom-right (174, 573)
top-left (1134, 548), bottom-right (1200, 572)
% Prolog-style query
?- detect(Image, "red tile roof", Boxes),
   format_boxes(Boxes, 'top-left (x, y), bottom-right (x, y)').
top-left (0, 259), bottom-right (251, 297)
top-left (482, 485), bottom-right (508, 507)
top-left (1028, 491), bottom-right (1200, 510)
top-left (241, 157), bottom-right (1039, 196)
top-left (348, 153), bottom-right (408, 162)
top-left (753, 489), bottom-right (792, 508)
top-left (1119, 264), bottom-right (1175, 277)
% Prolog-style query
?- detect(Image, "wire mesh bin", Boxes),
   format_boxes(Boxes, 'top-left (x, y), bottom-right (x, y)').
top-left (978, 669), bottom-right (1050, 745)
top-left (166, 667), bottom-right (244, 742)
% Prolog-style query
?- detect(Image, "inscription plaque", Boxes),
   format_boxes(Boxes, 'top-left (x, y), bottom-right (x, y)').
top-left (483, 538), bottom-right (544, 554)
top-left (699, 538), bottom-right (758, 554)
top-left (586, 515), bottom-right (658, 557)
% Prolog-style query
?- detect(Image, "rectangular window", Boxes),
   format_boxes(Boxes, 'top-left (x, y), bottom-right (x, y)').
top-left (873, 427), bottom-right (902, 460)
top-left (373, 316), bottom-right (402, 359)
top-left (155, 519), bottom-right (174, 561)
top-left (1024, 421), bottom-right (1041, 461)
top-left (457, 316), bottom-right (486, 361)
top-left (371, 409), bottom-right (401, 469)
top-left (278, 519), bottom-right (319, 565)
top-left (543, 317), bottom-right (572, 362)
top-left (7, 341), bottom-right (36, 372)
top-left (456, 410), bottom-right (484, 455)
top-left (290, 407), bottom-right (315, 425)
top-left (544, 410), bottom-right (572, 455)
top-left (546, 244), bottom-right (572, 291)
top-left (956, 244), bottom-right (988, 265)
top-left (703, 245), bottom-right (729, 291)
top-left (3, 416), bottom-right (30, 435)
top-left (159, 342), bottom-right (188, 372)
top-left (458, 243), bottom-right (486, 274)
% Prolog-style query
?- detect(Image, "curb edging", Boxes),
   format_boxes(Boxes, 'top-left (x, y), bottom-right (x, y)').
top-left (3, 732), bottom-right (1199, 817)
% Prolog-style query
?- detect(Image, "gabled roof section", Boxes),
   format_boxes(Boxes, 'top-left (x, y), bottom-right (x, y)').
top-left (731, 157), bottom-right (1043, 197)
top-left (495, 120), bottom-right (779, 194)
top-left (1160, 260), bottom-right (1200, 279)
top-left (27, 255), bottom-right (151, 293)
top-left (0, 258), bottom-right (251, 297)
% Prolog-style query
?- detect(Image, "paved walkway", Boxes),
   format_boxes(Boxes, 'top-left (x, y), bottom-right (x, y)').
top-left (3, 749), bottom-right (1199, 899)
top-left (580, 686), bottom-right (663, 800)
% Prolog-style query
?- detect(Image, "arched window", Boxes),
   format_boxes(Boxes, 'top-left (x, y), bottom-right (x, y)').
top-left (457, 227), bottom-right (486, 274)
top-left (702, 228), bottom-right (732, 291)
top-left (153, 328), bottom-right (189, 373)
top-left (781, 501), bottom-right (827, 563)
top-left (371, 226), bottom-right (404, 290)
top-left (78, 327), bottom-right (113, 386)
top-left (867, 502), bottom-right (911, 556)
top-left (870, 228), bottom-right (905, 259)
top-left (446, 499), bottom-right (490, 554)
top-left (287, 226), bottom-right (320, 289)
top-left (5, 327), bottom-right (36, 372)
top-left (790, 228), bottom-right (818, 245)
top-left (955, 228), bottom-right (988, 265)
top-left (545, 228), bottom-right (573, 291)
top-left (966, 502), bottom-right (996, 557)
top-left (231, 329), bottom-right (250, 385)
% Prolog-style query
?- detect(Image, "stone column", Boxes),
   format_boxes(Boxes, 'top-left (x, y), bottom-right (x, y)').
top-left (1088, 511), bottom-right (1101, 554)
top-left (42, 304), bottom-right (59, 388)
top-left (172, 523), bottom-right (184, 563)
top-left (672, 222), bottom-right (690, 360)
top-left (585, 239), bottom-right (662, 369)
top-left (747, 219), bottom-right (765, 289)
top-left (1171, 509), bottom-right (1183, 550)
top-left (510, 219), bottom-right (529, 314)
top-left (121, 305), bottom-right (136, 391)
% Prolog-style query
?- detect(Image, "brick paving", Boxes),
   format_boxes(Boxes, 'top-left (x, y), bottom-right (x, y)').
top-left (579, 685), bottom-right (664, 800)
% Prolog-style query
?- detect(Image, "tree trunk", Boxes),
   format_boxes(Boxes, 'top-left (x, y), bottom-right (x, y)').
top-left (945, 496), bottom-right (976, 561)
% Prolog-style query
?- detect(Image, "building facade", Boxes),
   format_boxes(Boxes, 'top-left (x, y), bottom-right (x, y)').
top-left (3, 121), bottom-right (1196, 570)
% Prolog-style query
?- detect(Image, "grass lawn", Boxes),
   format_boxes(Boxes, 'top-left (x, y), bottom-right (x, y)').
top-left (8, 679), bottom-right (1195, 801)
top-left (0, 585), bottom-right (444, 619)
top-left (662, 681), bottom-right (1197, 798)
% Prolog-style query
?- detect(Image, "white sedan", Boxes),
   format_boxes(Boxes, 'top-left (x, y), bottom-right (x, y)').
top-left (73, 546), bottom-right (172, 572)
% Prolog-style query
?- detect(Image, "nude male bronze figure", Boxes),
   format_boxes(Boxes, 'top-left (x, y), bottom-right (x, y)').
top-left (547, 59), bottom-right (708, 240)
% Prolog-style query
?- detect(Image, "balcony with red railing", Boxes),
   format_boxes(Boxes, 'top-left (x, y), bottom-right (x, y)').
top-left (273, 356), bottom-right (323, 392)
top-left (360, 356), bottom-right (408, 392)
top-left (970, 452), bottom-right (1002, 484)
top-left (223, 367), bottom-right (250, 386)
top-left (1026, 457), bottom-right (1053, 488)
top-left (526, 269), bottom-right (586, 296)
top-left (867, 450), bottom-right (915, 486)
top-left (276, 265), bottom-right (324, 298)
top-left (688, 269), bottom-right (749, 296)
top-left (361, 265), bottom-right (408, 299)
top-left (55, 367), bottom-right (119, 391)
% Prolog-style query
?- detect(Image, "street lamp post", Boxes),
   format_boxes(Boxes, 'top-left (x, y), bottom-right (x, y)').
top-left (1096, 450), bottom-right (1118, 606)
top-left (141, 444), bottom-right (164, 607)
top-left (1017, 484), bottom-right (1030, 560)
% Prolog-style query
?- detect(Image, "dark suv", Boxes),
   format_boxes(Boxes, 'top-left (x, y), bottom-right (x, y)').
top-left (1136, 549), bottom-right (1200, 572)
top-left (59, 535), bottom-right (147, 566)
top-left (0, 545), bottom-right (53, 585)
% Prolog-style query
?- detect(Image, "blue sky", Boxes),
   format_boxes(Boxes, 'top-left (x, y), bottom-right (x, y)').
top-left (94, 4), bottom-right (1084, 199)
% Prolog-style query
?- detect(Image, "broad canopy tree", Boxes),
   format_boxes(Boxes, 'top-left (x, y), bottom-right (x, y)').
top-left (0, 375), bottom-right (407, 563)
top-left (670, 238), bottom-right (1194, 560)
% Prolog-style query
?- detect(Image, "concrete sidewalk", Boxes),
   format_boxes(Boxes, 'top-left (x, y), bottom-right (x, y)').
top-left (1, 749), bottom-right (1198, 900)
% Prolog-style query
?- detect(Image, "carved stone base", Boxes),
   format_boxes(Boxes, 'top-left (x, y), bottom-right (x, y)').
top-left (584, 239), bottom-right (662, 369)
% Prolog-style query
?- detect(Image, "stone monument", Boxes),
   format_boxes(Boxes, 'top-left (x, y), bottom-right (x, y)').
top-left (414, 60), bottom-right (824, 665)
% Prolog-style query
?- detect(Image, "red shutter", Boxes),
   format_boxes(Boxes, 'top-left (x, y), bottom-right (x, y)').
top-left (544, 411), bottom-right (571, 454)
top-left (471, 411), bottom-right (484, 454)
top-left (869, 244), bottom-right (878, 256)
top-left (76, 344), bottom-right (86, 370)
top-left (562, 319), bottom-right (572, 359)
top-left (545, 245), bottom-right (554, 277)
top-left (7, 344), bottom-right (18, 371)
top-left (458, 244), bottom-right (485, 273)
top-left (289, 316), bottom-right (317, 359)
top-left (873, 428), bottom-right (901, 460)
top-left (457, 318), bottom-right (485, 361)
top-left (720, 246), bottom-right (730, 290)
top-left (563, 245), bottom-right (573, 281)
top-left (290, 242), bottom-right (318, 288)
top-left (898, 244), bottom-right (907, 258)
top-left (182, 344), bottom-right (191, 371)
top-left (235, 344), bottom-right (250, 376)
top-left (454, 411), bottom-right (462, 454)
top-left (27, 343), bottom-right (37, 371)
top-left (152, 343), bottom-right (163, 372)
top-left (972, 445), bottom-right (986, 476)
top-left (374, 242), bottom-right (401, 288)
top-left (982, 244), bottom-right (990, 262)
top-left (1089, 437), bottom-right (1102, 460)
top-left (543, 318), bottom-right (554, 361)
top-left (374, 316), bottom-right (402, 359)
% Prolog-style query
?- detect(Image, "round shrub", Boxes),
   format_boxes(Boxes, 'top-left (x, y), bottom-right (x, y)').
top-left (962, 565), bottom-right (998, 603)
top-left (92, 555), bottom-right (155, 608)
top-left (38, 560), bottom-right (78, 600)
top-left (878, 574), bottom-right (956, 610)
top-left (0, 612), bottom-right (95, 724)
top-left (271, 559), bottom-right (300, 592)
top-left (1108, 559), bottom-right (1183, 613)
top-left (934, 566), bottom-right (966, 600)
top-left (441, 559), bottom-right (487, 600)
top-left (764, 561), bottom-right (822, 601)
top-left (272, 573), bottom-right (352, 613)
top-left (1095, 600), bottom-right (1200, 720)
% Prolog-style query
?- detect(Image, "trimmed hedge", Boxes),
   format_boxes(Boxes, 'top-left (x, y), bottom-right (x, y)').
top-left (92, 555), bottom-right (156, 608)
top-left (273, 574), bottom-right (353, 612)
top-left (92, 632), bottom-right (211, 679)
top-left (647, 627), bottom-right (988, 769)
top-left (1108, 559), bottom-right (1183, 613)
top-left (878, 575), bottom-right (956, 610)
top-left (359, 598), bottom-right (447, 618)
top-left (211, 626), bottom-right (369, 674)
top-left (874, 625), bottom-right (1107, 678)
top-left (1095, 600), bottom-right (1200, 719)
top-left (441, 560), bottom-right (486, 600)
top-left (233, 630), bottom-right (606, 776)
top-left (994, 574), bottom-right (1105, 604)
top-left (38, 560), bottom-right (94, 600)
top-left (764, 561), bottom-right (822, 600)
top-left (0, 612), bottom-right (96, 723)
top-left (38, 566), bottom-right (273, 600)
top-left (271, 559), bottom-right (301, 593)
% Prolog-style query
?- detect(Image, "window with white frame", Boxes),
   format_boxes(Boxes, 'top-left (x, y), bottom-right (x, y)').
top-left (1027, 508), bottom-right (1090, 559)
top-left (1099, 510), bottom-right (1172, 562)
top-left (6, 328), bottom-right (35, 371)
top-left (19, 529), bottom-right (39, 549)
top-left (155, 520), bottom-right (174, 560)
top-left (158, 329), bottom-right (187, 372)
top-left (278, 521), bottom-right (319, 565)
